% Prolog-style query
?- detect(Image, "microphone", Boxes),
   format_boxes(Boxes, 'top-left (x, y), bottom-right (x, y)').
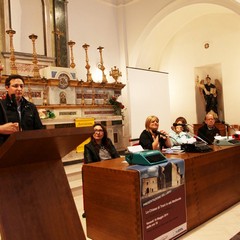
top-left (168, 135), bottom-right (180, 145)
top-left (11, 94), bottom-right (20, 131)
top-left (173, 123), bottom-right (187, 127)
top-left (221, 121), bottom-right (230, 127)
top-left (221, 121), bottom-right (237, 130)
top-left (221, 120), bottom-right (237, 138)
top-left (194, 134), bottom-right (208, 145)
top-left (187, 132), bottom-right (208, 145)
top-left (11, 94), bottom-right (17, 107)
top-left (155, 131), bottom-right (168, 138)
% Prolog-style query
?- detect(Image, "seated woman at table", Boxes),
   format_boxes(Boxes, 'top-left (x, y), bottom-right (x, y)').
top-left (84, 123), bottom-right (120, 164)
top-left (139, 115), bottom-right (172, 150)
top-left (169, 117), bottom-right (191, 145)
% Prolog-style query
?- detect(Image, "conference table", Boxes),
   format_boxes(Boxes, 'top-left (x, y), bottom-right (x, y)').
top-left (82, 145), bottom-right (240, 240)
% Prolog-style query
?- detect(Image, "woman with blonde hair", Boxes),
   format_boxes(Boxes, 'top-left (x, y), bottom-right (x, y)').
top-left (139, 115), bottom-right (172, 150)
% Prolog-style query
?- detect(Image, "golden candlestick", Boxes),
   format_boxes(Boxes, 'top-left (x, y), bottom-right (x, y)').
top-left (68, 40), bottom-right (76, 68)
top-left (97, 46), bottom-right (107, 83)
top-left (52, 28), bottom-right (64, 67)
top-left (29, 34), bottom-right (41, 78)
top-left (110, 66), bottom-right (122, 84)
top-left (82, 43), bottom-right (93, 83)
top-left (6, 29), bottom-right (18, 74)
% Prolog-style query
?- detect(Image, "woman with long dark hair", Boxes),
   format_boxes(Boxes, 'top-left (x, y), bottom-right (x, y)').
top-left (83, 123), bottom-right (120, 163)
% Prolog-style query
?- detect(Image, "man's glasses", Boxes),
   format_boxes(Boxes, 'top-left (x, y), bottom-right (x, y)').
top-left (94, 129), bottom-right (104, 133)
top-left (10, 84), bottom-right (24, 89)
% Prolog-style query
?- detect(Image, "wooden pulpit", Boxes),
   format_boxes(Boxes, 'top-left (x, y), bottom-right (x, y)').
top-left (0, 127), bottom-right (92, 240)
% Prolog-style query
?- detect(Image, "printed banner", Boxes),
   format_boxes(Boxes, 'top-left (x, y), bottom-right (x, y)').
top-left (128, 158), bottom-right (187, 240)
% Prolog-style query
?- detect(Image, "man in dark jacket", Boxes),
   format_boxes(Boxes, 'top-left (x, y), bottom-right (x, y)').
top-left (0, 74), bottom-right (43, 145)
top-left (197, 113), bottom-right (220, 144)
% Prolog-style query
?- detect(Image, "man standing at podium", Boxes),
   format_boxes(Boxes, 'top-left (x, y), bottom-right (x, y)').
top-left (0, 74), bottom-right (43, 145)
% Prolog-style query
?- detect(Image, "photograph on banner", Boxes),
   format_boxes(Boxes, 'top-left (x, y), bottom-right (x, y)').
top-left (127, 158), bottom-right (187, 240)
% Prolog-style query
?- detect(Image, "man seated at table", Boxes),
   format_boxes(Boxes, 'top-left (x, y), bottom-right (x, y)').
top-left (197, 113), bottom-right (220, 144)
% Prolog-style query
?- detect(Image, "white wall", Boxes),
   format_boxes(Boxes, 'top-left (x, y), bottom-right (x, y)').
top-left (119, 0), bottom-right (240, 125)
top-left (160, 13), bottom-right (240, 124)
top-left (67, 0), bottom-right (121, 83)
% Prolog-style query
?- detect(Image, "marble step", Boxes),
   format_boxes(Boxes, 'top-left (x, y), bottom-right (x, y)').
top-left (64, 163), bottom-right (83, 197)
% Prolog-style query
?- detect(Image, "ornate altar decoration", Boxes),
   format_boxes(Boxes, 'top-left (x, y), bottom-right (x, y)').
top-left (29, 34), bottom-right (41, 79)
top-left (1, 29), bottom-right (125, 108)
top-left (6, 29), bottom-right (18, 75)
top-left (110, 66), bottom-right (122, 84)
top-left (0, 29), bottom-right (126, 153)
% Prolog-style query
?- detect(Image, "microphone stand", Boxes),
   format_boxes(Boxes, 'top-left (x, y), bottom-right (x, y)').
top-left (221, 121), bottom-right (238, 139)
top-left (225, 125), bottom-right (229, 139)
top-left (187, 132), bottom-right (208, 145)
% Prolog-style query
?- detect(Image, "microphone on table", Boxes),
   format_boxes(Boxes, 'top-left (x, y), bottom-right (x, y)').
top-left (187, 132), bottom-right (208, 145)
top-left (181, 132), bottom-right (213, 152)
top-left (221, 121), bottom-right (237, 130)
top-left (221, 121), bottom-right (240, 139)
top-left (169, 135), bottom-right (181, 146)
top-left (221, 120), bottom-right (236, 138)
top-left (156, 130), bottom-right (182, 147)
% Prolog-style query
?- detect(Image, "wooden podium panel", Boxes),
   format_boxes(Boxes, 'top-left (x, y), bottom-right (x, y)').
top-left (0, 127), bottom-right (92, 240)
top-left (83, 145), bottom-right (240, 239)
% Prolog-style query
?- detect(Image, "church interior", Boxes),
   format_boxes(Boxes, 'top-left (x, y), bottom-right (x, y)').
top-left (1, 0), bottom-right (240, 239)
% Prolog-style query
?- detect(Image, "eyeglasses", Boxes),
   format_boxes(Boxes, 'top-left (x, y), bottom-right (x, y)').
top-left (10, 84), bottom-right (24, 89)
top-left (94, 129), bottom-right (104, 133)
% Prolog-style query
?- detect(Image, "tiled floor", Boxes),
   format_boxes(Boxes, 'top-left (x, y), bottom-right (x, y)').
top-left (75, 194), bottom-right (240, 240)
top-left (178, 202), bottom-right (240, 240)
